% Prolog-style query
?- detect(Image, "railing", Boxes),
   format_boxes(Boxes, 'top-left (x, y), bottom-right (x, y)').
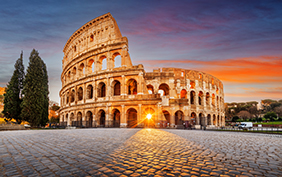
top-left (210, 126), bottom-right (282, 133)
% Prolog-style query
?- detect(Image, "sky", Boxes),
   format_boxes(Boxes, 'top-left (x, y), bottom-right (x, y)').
top-left (0, 0), bottom-right (282, 104)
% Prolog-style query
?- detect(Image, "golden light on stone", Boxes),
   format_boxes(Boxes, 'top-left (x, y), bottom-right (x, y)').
top-left (146, 114), bottom-right (152, 120)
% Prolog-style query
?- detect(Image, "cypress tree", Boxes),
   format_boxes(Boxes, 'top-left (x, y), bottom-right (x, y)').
top-left (3, 52), bottom-right (25, 124)
top-left (21, 49), bottom-right (49, 127)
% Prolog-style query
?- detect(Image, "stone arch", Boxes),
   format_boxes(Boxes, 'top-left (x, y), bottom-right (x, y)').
top-left (70, 89), bottom-right (75, 102)
top-left (67, 71), bottom-right (71, 82)
top-left (213, 114), bottom-right (216, 126)
top-left (78, 63), bottom-right (85, 76)
top-left (191, 112), bottom-right (196, 125)
top-left (175, 110), bottom-right (184, 126)
top-left (112, 80), bottom-right (121, 96)
top-left (65, 113), bottom-right (68, 126)
top-left (66, 92), bottom-right (69, 104)
top-left (113, 52), bottom-right (121, 68)
top-left (70, 113), bottom-right (75, 126)
top-left (180, 89), bottom-right (187, 99)
top-left (86, 111), bottom-right (93, 127)
top-left (162, 110), bottom-right (171, 127)
top-left (190, 91), bottom-right (195, 105)
top-left (127, 79), bottom-right (137, 95)
top-left (72, 67), bottom-right (76, 80)
top-left (207, 114), bottom-right (211, 125)
top-left (217, 115), bottom-right (220, 126)
top-left (97, 82), bottom-right (106, 97)
top-left (217, 96), bottom-right (219, 107)
top-left (127, 108), bottom-right (137, 128)
top-left (90, 34), bottom-right (94, 42)
top-left (212, 93), bottom-right (215, 106)
top-left (77, 112), bottom-right (82, 127)
top-left (77, 87), bottom-right (83, 101)
top-left (190, 81), bottom-right (195, 89)
top-left (86, 84), bottom-right (93, 99)
top-left (144, 107), bottom-right (155, 128)
top-left (199, 113), bottom-right (205, 126)
top-left (158, 83), bottom-right (169, 96)
top-left (88, 59), bottom-right (95, 73)
top-left (198, 91), bottom-right (203, 105)
top-left (206, 92), bottom-right (210, 105)
top-left (147, 84), bottom-right (154, 94)
top-left (112, 109), bottom-right (120, 127)
top-left (98, 109), bottom-right (106, 127)
top-left (100, 55), bottom-right (107, 70)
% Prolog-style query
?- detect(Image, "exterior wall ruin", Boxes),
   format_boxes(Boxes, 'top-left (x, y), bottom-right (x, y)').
top-left (59, 13), bottom-right (225, 128)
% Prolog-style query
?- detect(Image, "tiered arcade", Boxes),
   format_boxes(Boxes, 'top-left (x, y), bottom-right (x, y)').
top-left (59, 13), bottom-right (225, 128)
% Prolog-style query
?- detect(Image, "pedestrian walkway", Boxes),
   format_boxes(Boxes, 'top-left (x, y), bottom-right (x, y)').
top-left (0, 129), bottom-right (281, 176)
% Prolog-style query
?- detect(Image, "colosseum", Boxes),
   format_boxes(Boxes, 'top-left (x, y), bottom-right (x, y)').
top-left (59, 13), bottom-right (225, 129)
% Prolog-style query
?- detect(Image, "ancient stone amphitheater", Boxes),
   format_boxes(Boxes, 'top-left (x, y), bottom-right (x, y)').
top-left (59, 13), bottom-right (225, 129)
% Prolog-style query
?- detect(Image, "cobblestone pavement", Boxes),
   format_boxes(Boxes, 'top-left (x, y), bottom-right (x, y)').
top-left (0, 129), bottom-right (282, 177)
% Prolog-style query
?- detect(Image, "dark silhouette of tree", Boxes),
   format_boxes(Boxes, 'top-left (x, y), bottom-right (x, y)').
top-left (2, 52), bottom-right (25, 124)
top-left (21, 49), bottom-right (49, 127)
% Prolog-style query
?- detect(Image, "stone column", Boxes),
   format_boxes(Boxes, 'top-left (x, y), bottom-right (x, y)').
top-left (83, 83), bottom-right (86, 103)
top-left (120, 105), bottom-right (126, 127)
top-left (138, 104), bottom-right (142, 127)
top-left (171, 112), bottom-right (175, 128)
top-left (121, 75), bottom-right (125, 96)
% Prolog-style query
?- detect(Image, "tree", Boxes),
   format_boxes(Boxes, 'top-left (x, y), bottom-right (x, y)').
top-left (2, 53), bottom-right (24, 124)
top-left (21, 49), bottom-right (49, 127)
top-left (237, 111), bottom-right (251, 121)
top-left (264, 112), bottom-right (277, 121)
top-left (248, 106), bottom-right (260, 118)
top-left (232, 116), bottom-right (239, 122)
top-left (274, 106), bottom-right (282, 118)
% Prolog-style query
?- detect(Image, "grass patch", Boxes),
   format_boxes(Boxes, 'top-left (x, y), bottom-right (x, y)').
top-left (253, 121), bottom-right (282, 125)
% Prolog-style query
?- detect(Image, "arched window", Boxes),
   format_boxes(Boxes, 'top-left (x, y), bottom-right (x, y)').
top-left (147, 85), bottom-right (154, 94)
top-left (198, 91), bottom-right (203, 105)
top-left (206, 92), bottom-right (210, 104)
top-left (113, 52), bottom-right (121, 68)
top-left (79, 63), bottom-right (85, 76)
top-left (97, 82), bottom-right (106, 97)
top-left (77, 112), bottom-right (82, 127)
top-left (77, 87), bottom-right (83, 101)
top-left (86, 111), bottom-right (93, 128)
top-left (175, 110), bottom-right (184, 125)
top-left (158, 83), bottom-right (169, 96)
top-left (190, 81), bottom-right (195, 89)
top-left (127, 108), bottom-right (137, 128)
top-left (98, 110), bottom-right (106, 127)
top-left (112, 109), bottom-right (120, 127)
top-left (72, 67), bottom-right (77, 80)
top-left (212, 94), bottom-right (215, 106)
top-left (70, 90), bottom-right (75, 102)
top-left (66, 92), bottom-right (69, 104)
top-left (180, 89), bottom-right (187, 99)
top-left (113, 80), bottom-right (121, 96)
top-left (190, 91), bottom-right (195, 104)
top-left (127, 79), bottom-right (137, 95)
top-left (90, 34), bottom-right (94, 42)
top-left (88, 59), bottom-right (94, 73)
top-left (100, 56), bottom-right (107, 70)
top-left (86, 85), bottom-right (93, 99)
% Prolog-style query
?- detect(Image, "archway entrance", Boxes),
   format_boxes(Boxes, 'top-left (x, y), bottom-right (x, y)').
top-left (112, 109), bottom-right (120, 127)
top-left (127, 108), bottom-right (137, 128)
top-left (162, 110), bottom-right (170, 128)
top-left (175, 110), bottom-right (184, 127)
top-left (144, 108), bottom-right (155, 128)
top-left (86, 111), bottom-right (93, 128)
top-left (98, 110), bottom-right (106, 127)
top-left (207, 114), bottom-right (211, 125)
top-left (199, 113), bottom-right (205, 126)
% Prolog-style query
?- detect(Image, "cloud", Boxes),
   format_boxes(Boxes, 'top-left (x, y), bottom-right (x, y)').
top-left (138, 55), bottom-right (282, 84)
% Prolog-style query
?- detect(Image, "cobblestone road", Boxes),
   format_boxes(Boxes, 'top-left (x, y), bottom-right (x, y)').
top-left (0, 129), bottom-right (281, 177)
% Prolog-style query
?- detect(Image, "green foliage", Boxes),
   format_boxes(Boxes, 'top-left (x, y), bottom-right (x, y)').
top-left (2, 53), bottom-right (25, 124)
top-left (0, 95), bottom-right (4, 103)
top-left (264, 112), bottom-right (277, 121)
top-left (50, 105), bottom-right (60, 111)
top-left (232, 116), bottom-right (239, 122)
top-left (270, 102), bottom-right (281, 110)
top-left (21, 49), bottom-right (49, 127)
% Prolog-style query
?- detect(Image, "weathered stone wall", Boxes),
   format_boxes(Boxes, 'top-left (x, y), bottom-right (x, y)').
top-left (59, 13), bottom-right (225, 129)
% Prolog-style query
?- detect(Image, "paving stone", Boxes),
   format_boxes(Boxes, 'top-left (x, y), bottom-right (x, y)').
top-left (0, 129), bottom-right (281, 176)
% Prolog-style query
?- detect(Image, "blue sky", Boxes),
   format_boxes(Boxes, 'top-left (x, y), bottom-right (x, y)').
top-left (0, 0), bottom-right (282, 104)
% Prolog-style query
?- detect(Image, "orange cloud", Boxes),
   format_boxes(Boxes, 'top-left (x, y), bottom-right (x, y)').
top-left (139, 56), bottom-right (282, 83)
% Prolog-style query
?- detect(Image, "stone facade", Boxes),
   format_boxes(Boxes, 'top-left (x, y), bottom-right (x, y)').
top-left (59, 13), bottom-right (225, 128)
